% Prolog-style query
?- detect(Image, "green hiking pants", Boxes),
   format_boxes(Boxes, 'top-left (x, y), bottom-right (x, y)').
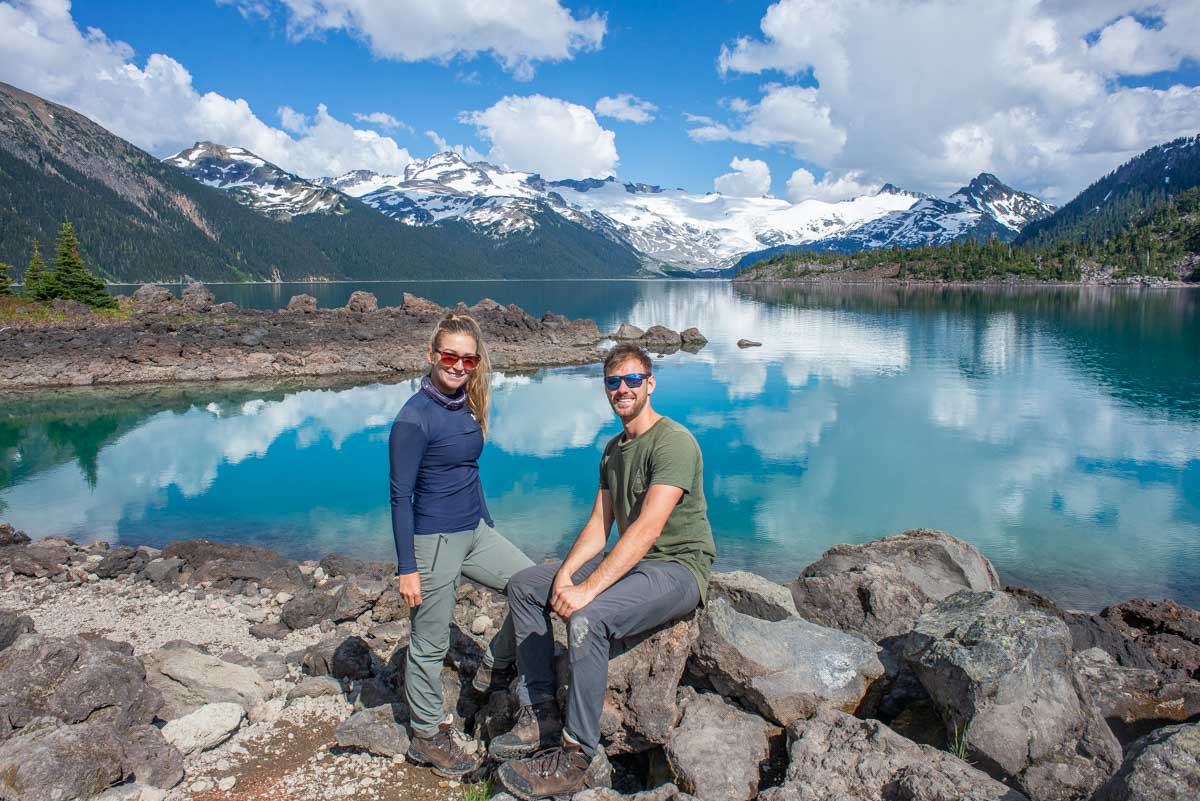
top-left (406, 519), bottom-right (534, 736)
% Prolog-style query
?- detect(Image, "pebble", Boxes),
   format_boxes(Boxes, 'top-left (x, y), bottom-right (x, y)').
top-left (218, 776), bottom-right (237, 791)
top-left (190, 780), bottom-right (212, 793)
top-left (470, 615), bottom-right (492, 635)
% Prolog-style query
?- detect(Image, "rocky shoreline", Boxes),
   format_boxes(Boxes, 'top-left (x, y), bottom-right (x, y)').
top-left (0, 284), bottom-right (707, 390)
top-left (0, 522), bottom-right (1196, 801)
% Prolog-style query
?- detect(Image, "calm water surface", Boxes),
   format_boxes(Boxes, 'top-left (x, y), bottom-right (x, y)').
top-left (6, 281), bottom-right (1200, 610)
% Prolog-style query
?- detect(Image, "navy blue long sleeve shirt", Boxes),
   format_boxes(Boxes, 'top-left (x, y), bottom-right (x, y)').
top-left (389, 388), bottom-right (492, 574)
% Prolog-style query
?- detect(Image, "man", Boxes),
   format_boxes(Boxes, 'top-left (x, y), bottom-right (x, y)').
top-left (492, 343), bottom-right (716, 801)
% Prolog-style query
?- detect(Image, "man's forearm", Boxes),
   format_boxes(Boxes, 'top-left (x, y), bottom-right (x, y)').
top-left (558, 522), bottom-right (608, 579)
top-left (577, 520), bottom-right (658, 597)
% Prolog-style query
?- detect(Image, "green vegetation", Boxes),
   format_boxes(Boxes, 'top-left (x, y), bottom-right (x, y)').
top-left (44, 222), bottom-right (116, 308)
top-left (0, 261), bottom-right (12, 296)
top-left (741, 238), bottom-right (1083, 282)
top-left (22, 239), bottom-right (47, 300)
top-left (1017, 134), bottom-right (1200, 248)
top-left (950, 722), bottom-right (971, 760)
top-left (462, 778), bottom-right (493, 801)
top-left (741, 188), bottom-right (1200, 283)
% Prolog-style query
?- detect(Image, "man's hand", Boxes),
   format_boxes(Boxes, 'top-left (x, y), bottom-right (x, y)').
top-left (397, 572), bottom-right (422, 607)
top-left (551, 581), bottom-right (596, 619)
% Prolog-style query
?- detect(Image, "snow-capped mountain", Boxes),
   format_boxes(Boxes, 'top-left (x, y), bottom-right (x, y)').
top-left (162, 144), bottom-right (1053, 274)
top-left (164, 142), bottom-right (348, 218)
top-left (949, 173), bottom-right (1054, 232)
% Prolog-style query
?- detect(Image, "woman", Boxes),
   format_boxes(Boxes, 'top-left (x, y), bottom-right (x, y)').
top-left (389, 312), bottom-right (534, 777)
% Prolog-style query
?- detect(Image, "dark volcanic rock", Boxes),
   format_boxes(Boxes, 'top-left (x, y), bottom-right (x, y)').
top-left (345, 291), bottom-right (378, 313)
top-left (281, 586), bottom-right (342, 630)
top-left (1101, 598), bottom-right (1200, 679)
top-left (790, 528), bottom-right (1002, 642)
top-left (141, 557), bottom-right (184, 586)
top-left (0, 524), bottom-right (30, 547)
top-left (757, 708), bottom-right (1028, 801)
top-left (640, 325), bottom-right (682, 351)
top-left (0, 634), bottom-right (161, 738)
top-left (94, 545), bottom-right (149, 579)
top-left (132, 284), bottom-right (174, 310)
top-left (612, 323), bottom-right (644, 340)
top-left (680, 327), bottom-right (707, 347)
top-left (1072, 647), bottom-right (1200, 746)
top-left (595, 616), bottom-right (697, 754)
top-left (303, 636), bottom-right (372, 680)
top-left (0, 542), bottom-right (71, 578)
top-left (162, 539), bottom-right (306, 593)
top-left (402, 292), bottom-right (441, 315)
top-left (181, 282), bottom-right (214, 312)
top-left (903, 591), bottom-right (1121, 801)
top-left (286, 294), bottom-right (317, 313)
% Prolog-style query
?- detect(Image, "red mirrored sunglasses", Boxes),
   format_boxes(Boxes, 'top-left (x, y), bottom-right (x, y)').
top-left (433, 349), bottom-right (480, 370)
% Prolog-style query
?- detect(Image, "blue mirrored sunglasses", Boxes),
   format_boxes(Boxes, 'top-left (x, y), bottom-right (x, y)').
top-left (604, 372), bottom-right (650, 391)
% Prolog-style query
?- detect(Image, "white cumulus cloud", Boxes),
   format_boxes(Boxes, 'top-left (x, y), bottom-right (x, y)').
top-left (459, 95), bottom-right (619, 180)
top-left (594, 93), bottom-right (658, 124)
top-left (688, 84), bottom-right (846, 164)
top-left (353, 111), bottom-right (412, 133)
top-left (0, 0), bottom-right (413, 178)
top-left (238, 0), bottom-right (606, 81)
top-left (426, 130), bottom-right (486, 162)
top-left (786, 167), bottom-right (879, 202)
top-left (714, 157), bottom-right (772, 196)
top-left (705, 0), bottom-right (1200, 202)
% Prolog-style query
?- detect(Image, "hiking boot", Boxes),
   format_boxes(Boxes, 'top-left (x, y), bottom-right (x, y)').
top-left (406, 720), bottom-right (482, 778)
top-left (471, 661), bottom-right (516, 694)
top-left (496, 741), bottom-right (590, 801)
top-left (488, 700), bottom-right (563, 760)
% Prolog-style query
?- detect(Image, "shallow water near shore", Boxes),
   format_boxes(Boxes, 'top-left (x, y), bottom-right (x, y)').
top-left (4, 281), bottom-right (1200, 610)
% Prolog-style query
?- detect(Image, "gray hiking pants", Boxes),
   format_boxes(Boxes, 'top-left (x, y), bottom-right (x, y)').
top-left (507, 554), bottom-right (700, 757)
top-left (406, 519), bottom-right (534, 737)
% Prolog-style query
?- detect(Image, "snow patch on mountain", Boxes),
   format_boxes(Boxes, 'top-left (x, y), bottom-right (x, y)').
top-left (165, 142), bottom-right (347, 218)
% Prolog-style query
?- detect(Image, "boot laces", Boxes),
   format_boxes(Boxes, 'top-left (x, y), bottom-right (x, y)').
top-left (530, 747), bottom-right (575, 778)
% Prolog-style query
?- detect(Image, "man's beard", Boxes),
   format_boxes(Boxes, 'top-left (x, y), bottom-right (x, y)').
top-left (610, 391), bottom-right (648, 421)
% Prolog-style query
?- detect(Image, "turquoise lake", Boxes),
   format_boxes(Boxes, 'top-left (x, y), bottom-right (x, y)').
top-left (3, 281), bottom-right (1199, 610)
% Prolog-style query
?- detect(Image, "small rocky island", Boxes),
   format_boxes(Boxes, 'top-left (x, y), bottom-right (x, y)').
top-left (0, 284), bottom-right (707, 389)
top-left (0, 523), bottom-right (1196, 801)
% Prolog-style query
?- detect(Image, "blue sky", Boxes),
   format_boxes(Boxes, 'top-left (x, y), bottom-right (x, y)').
top-left (5, 1), bottom-right (1200, 204)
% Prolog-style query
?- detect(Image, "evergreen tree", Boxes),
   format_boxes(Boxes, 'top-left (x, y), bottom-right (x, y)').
top-left (47, 222), bottom-right (115, 308)
top-left (0, 262), bottom-right (12, 296)
top-left (22, 240), bottom-right (48, 301)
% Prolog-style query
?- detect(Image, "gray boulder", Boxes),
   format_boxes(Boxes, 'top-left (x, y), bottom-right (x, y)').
top-left (573, 784), bottom-right (698, 801)
top-left (332, 574), bottom-right (388, 622)
top-left (140, 558), bottom-right (183, 586)
top-left (119, 725), bottom-right (184, 788)
top-left (334, 705), bottom-right (410, 757)
top-left (790, 529), bottom-right (1001, 642)
top-left (0, 542), bottom-right (70, 578)
top-left (1072, 648), bottom-right (1200, 745)
top-left (641, 325), bottom-right (682, 351)
top-left (736, 339), bottom-right (762, 348)
top-left (370, 587), bottom-right (409, 624)
top-left (709, 572), bottom-right (798, 621)
top-left (286, 676), bottom-right (343, 701)
top-left (612, 323), bottom-right (645, 340)
top-left (903, 591), bottom-right (1121, 801)
top-left (161, 702), bottom-right (244, 755)
top-left (0, 634), bottom-right (161, 738)
top-left (180, 282), bottom-right (214, 312)
top-left (756, 708), bottom-right (1027, 801)
top-left (0, 610), bottom-right (34, 652)
top-left (286, 293), bottom-right (317, 313)
top-left (596, 616), bottom-right (698, 754)
top-left (143, 644), bottom-right (270, 720)
top-left (680, 327), bottom-right (707, 347)
top-left (162, 539), bottom-right (306, 593)
top-left (132, 284), bottom-right (174, 310)
top-left (0, 718), bottom-right (128, 800)
top-left (402, 292), bottom-right (442, 315)
top-left (665, 690), bottom-right (772, 801)
top-left (346, 291), bottom-right (379, 313)
top-left (1092, 722), bottom-right (1200, 801)
top-left (692, 599), bottom-right (884, 726)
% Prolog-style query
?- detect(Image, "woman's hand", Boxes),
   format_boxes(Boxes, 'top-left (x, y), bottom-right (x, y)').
top-left (397, 572), bottom-right (422, 607)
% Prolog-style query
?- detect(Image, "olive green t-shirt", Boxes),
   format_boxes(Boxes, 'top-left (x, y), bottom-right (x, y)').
top-left (599, 416), bottom-right (716, 602)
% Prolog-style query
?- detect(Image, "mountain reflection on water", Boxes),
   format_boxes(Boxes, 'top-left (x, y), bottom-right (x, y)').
top-left (2, 282), bottom-right (1198, 610)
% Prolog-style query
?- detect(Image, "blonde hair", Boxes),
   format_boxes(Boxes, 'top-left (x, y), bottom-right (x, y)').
top-left (429, 312), bottom-right (491, 437)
